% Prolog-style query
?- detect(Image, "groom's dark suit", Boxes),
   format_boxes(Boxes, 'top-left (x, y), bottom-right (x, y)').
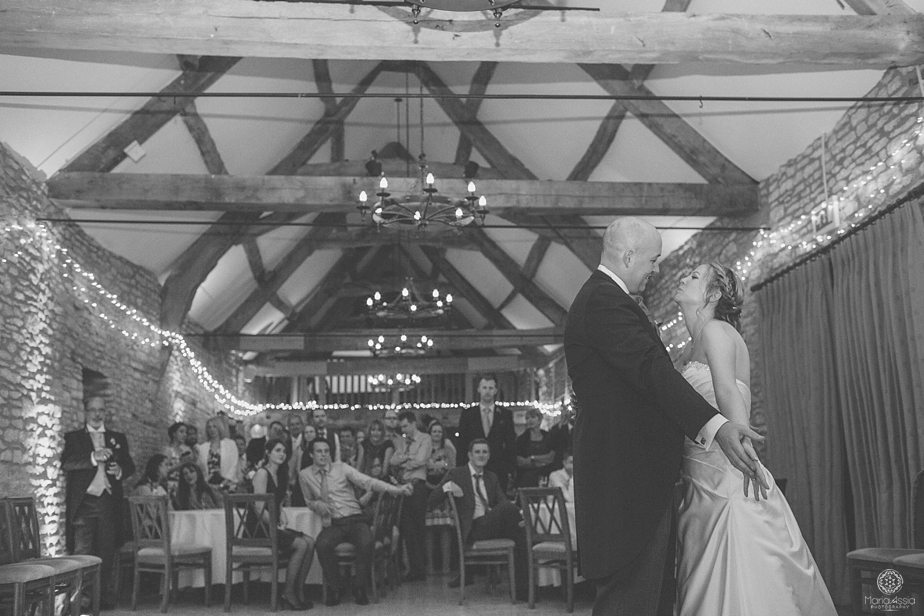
top-left (565, 269), bottom-right (717, 614)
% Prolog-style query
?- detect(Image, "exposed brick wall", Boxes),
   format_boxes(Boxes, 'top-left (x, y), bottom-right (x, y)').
top-left (0, 141), bottom-right (252, 553)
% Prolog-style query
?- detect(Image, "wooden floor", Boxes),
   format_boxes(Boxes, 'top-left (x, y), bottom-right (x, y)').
top-left (122, 573), bottom-right (595, 616)
top-left (119, 573), bottom-right (855, 616)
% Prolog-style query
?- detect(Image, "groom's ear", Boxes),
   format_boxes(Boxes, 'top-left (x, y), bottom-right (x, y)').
top-left (622, 249), bottom-right (634, 268)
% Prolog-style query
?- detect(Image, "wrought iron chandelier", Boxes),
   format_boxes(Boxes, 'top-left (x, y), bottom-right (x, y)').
top-left (367, 333), bottom-right (435, 357)
top-left (367, 372), bottom-right (422, 392)
top-left (366, 276), bottom-right (452, 323)
top-left (357, 155), bottom-right (488, 229)
top-left (356, 87), bottom-right (488, 229)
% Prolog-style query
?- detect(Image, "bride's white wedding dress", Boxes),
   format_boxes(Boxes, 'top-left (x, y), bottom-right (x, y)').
top-left (676, 361), bottom-right (837, 616)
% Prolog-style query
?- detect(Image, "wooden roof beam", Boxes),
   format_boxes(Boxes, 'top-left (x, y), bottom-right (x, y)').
top-left (4, 3), bottom-right (924, 67)
top-left (49, 172), bottom-right (758, 216)
top-left (246, 355), bottom-right (544, 378)
top-left (210, 327), bottom-right (561, 354)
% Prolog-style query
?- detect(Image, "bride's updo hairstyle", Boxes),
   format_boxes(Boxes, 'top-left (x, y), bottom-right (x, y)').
top-left (706, 263), bottom-right (744, 331)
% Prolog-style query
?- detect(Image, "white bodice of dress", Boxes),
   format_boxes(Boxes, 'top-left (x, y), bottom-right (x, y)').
top-left (680, 360), bottom-right (751, 419)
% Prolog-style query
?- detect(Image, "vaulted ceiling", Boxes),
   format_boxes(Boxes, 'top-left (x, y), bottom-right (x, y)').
top-left (2, 0), bottom-right (922, 374)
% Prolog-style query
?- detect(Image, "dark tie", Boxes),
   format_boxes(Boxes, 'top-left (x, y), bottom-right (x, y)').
top-left (319, 429), bottom-right (326, 440)
top-left (473, 473), bottom-right (491, 513)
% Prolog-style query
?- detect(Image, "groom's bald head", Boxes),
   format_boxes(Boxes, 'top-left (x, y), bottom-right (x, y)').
top-left (600, 217), bottom-right (662, 294)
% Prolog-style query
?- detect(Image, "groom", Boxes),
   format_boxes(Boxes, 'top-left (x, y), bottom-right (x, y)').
top-left (564, 217), bottom-right (766, 616)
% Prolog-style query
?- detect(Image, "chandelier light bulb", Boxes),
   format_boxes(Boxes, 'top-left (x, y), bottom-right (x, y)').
top-left (426, 173), bottom-right (435, 186)
top-left (414, 210), bottom-right (422, 221)
top-left (410, 304), bottom-right (418, 312)
top-left (374, 291), bottom-right (382, 301)
top-left (377, 335), bottom-right (385, 344)
top-left (379, 177), bottom-right (388, 189)
top-left (431, 289), bottom-right (439, 299)
top-left (359, 191), bottom-right (367, 203)
top-left (400, 334), bottom-right (408, 342)
top-left (366, 297), bottom-right (374, 308)
top-left (455, 207), bottom-right (464, 219)
top-left (478, 195), bottom-right (487, 208)
top-left (401, 287), bottom-right (409, 298)
top-left (445, 294), bottom-right (453, 303)
top-left (467, 181), bottom-right (476, 193)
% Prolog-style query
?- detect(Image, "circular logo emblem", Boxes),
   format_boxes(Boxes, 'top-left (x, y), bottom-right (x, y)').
top-left (877, 569), bottom-right (904, 595)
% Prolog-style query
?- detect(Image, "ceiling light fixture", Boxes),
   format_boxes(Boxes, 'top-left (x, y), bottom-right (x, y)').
top-left (367, 333), bottom-right (435, 357)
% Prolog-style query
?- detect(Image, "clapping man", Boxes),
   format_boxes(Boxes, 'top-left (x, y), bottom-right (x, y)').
top-left (61, 395), bottom-right (135, 609)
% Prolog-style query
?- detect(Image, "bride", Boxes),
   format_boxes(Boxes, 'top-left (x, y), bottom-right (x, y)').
top-left (672, 263), bottom-right (837, 616)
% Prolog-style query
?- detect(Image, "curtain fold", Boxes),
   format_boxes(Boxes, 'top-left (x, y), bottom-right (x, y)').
top-left (755, 198), bottom-right (924, 606)
top-left (832, 202), bottom-right (924, 549)
top-left (758, 256), bottom-right (849, 603)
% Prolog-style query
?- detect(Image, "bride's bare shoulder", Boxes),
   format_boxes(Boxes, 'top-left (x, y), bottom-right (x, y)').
top-left (701, 319), bottom-right (741, 341)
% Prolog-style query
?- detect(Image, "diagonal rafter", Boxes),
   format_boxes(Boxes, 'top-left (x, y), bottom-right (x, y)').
top-left (579, 63), bottom-right (755, 185)
top-left (284, 246), bottom-right (379, 333)
top-left (272, 62), bottom-right (385, 175)
top-left (497, 235), bottom-right (551, 312)
top-left (567, 103), bottom-right (626, 182)
top-left (62, 56), bottom-right (240, 173)
top-left (216, 213), bottom-right (342, 333)
top-left (454, 62), bottom-right (498, 166)
top-left (415, 62), bottom-right (535, 180)
top-left (312, 59), bottom-right (345, 162)
top-left (467, 228), bottom-right (567, 325)
top-left (180, 99), bottom-right (228, 175)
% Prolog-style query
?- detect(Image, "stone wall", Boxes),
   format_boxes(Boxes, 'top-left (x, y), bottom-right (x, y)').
top-left (0, 141), bottom-right (251, 553)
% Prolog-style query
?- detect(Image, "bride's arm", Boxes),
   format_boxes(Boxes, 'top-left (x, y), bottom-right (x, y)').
top-left (702, 321), bottom-right (750, 426)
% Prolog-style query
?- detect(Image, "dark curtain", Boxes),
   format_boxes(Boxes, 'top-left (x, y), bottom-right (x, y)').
top-left (755, 197), bottom-right (924, 604)
top-left (758, 256), bottom-right (849, 603)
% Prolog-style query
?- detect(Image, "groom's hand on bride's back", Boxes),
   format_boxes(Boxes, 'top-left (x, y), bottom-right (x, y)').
top-left (714, 422), bottom-right (769, 501)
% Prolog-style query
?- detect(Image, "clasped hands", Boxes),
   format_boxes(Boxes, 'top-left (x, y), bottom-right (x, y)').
top-left (713, 422), bottom-right (770, 500)
top-left (93, 448), bottom-right (122, 477)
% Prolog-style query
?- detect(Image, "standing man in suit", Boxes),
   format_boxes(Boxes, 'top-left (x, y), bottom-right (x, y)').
top-left (457, 375), bottom-right (516, 491)
top-left (312, 408), bottom-right (340, 462)
top-left (429, 438), bottom-right (527, 598)
top-left (61, 395), bottom-right (135, 609)
top-left (564, 217), bottom-right (767, 616)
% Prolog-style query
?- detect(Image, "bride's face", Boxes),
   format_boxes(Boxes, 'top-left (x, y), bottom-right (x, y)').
top-left (674, 265), bottom-right (712, 305)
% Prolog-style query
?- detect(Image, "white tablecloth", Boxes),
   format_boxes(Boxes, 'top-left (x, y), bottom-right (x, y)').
top-left (169, 507), bottom-right (323, 587)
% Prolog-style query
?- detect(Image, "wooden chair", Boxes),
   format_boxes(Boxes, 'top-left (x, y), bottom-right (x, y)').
top-left (3, 496), bottom-right (101, 616)
top-left (847, 469), bottom-right (924, 615)
top-left (0, 501), bottom-right (57, 616)
top-left (112, 541), bottom-right (135, 604)
top-left (223, 493), bottom-right (287, 612)
top-left (445, 494), bottom-right (516, 605)
top-left (320, 492), bottom-right (399, 604)
top-left (518, 487), bottom-right (577, 612)
top-left (126, 495), bottom-right (211, 612)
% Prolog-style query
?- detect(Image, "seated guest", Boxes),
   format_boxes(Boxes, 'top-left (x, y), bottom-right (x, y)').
top-left (428, 438), bottom-right (528, 599)
top-left (299, 439), bottom-right (412, 606)
top-left (134, 454), bottom-right (169, 498)
top-left (547, 450), bottom-right (574, 503)
top-left (515, 408), bottom-right (555, 488)
top-left (197, 416), bottom-right (239, 491)
top-left (338, 426), bottom-right (360, 467)
top-left (173, 462), bottom-right (221, 510)
top-left (252, 438), bottom-right (316, 610)
top-left (359, 419), bottom-right (393, 478)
